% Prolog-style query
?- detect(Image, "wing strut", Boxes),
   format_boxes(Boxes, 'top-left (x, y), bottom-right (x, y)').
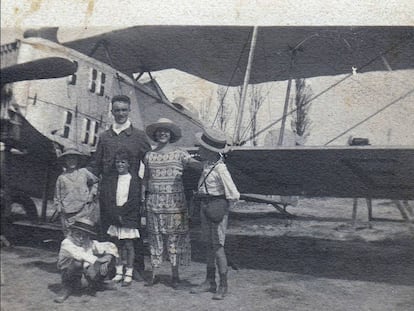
top-left (278, 49), bottom-right (296, 145)
top-left (277, 33), bottom-right (319, 145)
top-left (233, 26), bottom-right (259, 144)
top-left (240, 33), bottom-right (411, 146)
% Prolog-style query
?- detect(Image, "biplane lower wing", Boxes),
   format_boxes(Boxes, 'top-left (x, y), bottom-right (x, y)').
top-left (225, 146), bottom-right (414, 200)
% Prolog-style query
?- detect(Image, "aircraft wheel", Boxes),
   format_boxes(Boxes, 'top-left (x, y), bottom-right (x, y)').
top-left (1, 190), bottom-right (39, 245)
top-left (6, 191), bottom-right (39, 222)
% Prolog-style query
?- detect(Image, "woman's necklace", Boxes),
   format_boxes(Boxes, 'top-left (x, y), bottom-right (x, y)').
top-left (154, 143), bottom-right (174, 153)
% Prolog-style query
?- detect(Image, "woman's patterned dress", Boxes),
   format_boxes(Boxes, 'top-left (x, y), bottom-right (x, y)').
top-left (144, 149), bottom-right (191, 267)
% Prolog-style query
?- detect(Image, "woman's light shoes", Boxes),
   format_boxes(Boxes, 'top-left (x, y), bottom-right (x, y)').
top-left (112, 274), bottom-right (123, 283)
top-left (122, 275), bottom-right (132, 287)
top-left (122, 268), bottom-right (133, 287)
top-left (112, 265), bottom-right (124, 283)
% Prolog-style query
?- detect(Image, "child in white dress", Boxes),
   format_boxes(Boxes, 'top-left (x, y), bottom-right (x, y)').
top-left (106, 148), bottom-right (140, 286)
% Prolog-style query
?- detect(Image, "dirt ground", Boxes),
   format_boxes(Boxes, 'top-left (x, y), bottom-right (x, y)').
top-left (1, 198), bottom-right (414, 311)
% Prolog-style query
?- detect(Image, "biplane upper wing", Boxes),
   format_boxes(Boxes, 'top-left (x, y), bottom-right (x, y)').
top-left (62, 26), bottom-right (414, 200)
top-left (225, 146), bottom-right (414, 200)
top-left (63, 26), bottom-right (414, 86)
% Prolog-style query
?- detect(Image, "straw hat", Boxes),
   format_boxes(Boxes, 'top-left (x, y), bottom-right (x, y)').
top-left (196, 127), bottom-right (229, 153)
top-left (145, 118), bottom-right (182, 143)
top-left (70, 218), bottom-right (97, 236)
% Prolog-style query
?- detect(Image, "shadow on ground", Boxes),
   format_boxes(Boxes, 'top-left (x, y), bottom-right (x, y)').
top-left (229, 210), bottom-right (351, 223)
top-left (22, 260), bottom-right (59, 274)
top-left (191, 233), bottom-right (414, 286)
top-left (7, 218), bottom-right (414, 288)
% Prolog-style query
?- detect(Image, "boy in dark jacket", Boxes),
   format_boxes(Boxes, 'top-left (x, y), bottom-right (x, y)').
top-left (106, 148), bottom-right (141, 286)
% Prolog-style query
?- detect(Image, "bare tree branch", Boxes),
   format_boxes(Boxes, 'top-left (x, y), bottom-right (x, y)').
top-left (290, 78), bottom-right (312, 144)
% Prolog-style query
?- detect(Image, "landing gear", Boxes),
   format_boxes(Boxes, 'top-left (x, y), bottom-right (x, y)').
top-left (1, 188), bottom-right (39, 245)
top-left (2, 190), bottom-right (39, 222)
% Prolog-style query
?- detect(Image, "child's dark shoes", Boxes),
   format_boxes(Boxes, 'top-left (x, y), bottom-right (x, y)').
top-left (132, 269), bottom-right (144, 282)
top-left (93, 281), bottom-right (117, 292)
top-left (171, 276), bottom-right (180, 289)
top-left (54, 287), bottom-right (72, 303)
top-left (144, 274), bottom-right (160, 287)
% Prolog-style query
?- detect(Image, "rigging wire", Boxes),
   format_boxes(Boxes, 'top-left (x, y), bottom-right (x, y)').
top-left (27, 96), bottom-right (106, 123)
top-left (213, 32), bottom-right (321, 134)
top-left (211, 29), bottom-right (253, 127)
top-left (324, 88), bottom-right (414, 145)
top-left (239, 88), bottom-right (268, 142)
top-left (238, 30), bottom-right (284, 142)
top-left (235, 31), bottom-right (349, 142)
top-left (239, 34), bottom-right (413, 145)
top-left (239, 74), bottom-right (351, 145)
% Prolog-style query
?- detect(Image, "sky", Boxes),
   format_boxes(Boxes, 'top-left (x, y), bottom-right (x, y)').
top-left (2, 0), bottom-right (414, 146)
top-left (152, 68), bottom-right (414, 146)
top-left (2, 0), bottom-right (413, 30)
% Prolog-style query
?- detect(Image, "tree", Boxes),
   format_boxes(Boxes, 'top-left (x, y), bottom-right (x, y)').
top-left (232, 84), bottom-right (267, 145)
top-left (290, 78), bottom-right (312, 145)
top-left (216, 86), bottom-right (231, 131)
top-left (249, 85), bottom-right (265, 146)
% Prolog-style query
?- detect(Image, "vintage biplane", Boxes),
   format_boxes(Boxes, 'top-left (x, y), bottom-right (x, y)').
top-left (1, 26), bottom-right (413, 233)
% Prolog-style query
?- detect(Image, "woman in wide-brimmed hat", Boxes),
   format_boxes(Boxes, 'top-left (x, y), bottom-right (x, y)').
top-left (190, 127), bottom-right (239, 300)
top-left (54, 147), bottom-right (99, 235)
top-left (143, 118), bottom-right (200, 288)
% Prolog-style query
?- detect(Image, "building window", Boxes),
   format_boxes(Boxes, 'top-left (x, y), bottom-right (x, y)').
top-left (97, 72), bottom-right (105, 96)
top-left (82, 118), bottom-right (91, 144)
top-left (88, 68), bottom-right (97, 93)
top-left (82, 118), bottom-right (100, 145)
top-left (88, 68), bottom-right (105, 96)
top-left (67, 61), bottom-right (78, 85)
top-left (62, 111), bottom-right (72, 138)
top-left (92, 121), bottom-right (100, 146)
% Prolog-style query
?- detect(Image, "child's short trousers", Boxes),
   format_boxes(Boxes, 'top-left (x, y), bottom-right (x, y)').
top-left (200, 198), bottom-right (229, 246)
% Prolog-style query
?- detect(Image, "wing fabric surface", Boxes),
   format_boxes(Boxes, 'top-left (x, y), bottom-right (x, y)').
top-left (226, 146), bottom-right (414, 199)
top-left (63, 26), bottom-right (414, 86)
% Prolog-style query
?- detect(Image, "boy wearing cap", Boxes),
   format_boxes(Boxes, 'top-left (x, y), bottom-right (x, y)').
top-left (191, 128), bottom-right (240, 300)
top-left (54, 218), bottom-right (119, 303)
top-left (54, 147), bottom-right (99, 234)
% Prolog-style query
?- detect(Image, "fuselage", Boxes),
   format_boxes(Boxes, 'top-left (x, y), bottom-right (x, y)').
top-left (0, 37), bottom-right (203, 205)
